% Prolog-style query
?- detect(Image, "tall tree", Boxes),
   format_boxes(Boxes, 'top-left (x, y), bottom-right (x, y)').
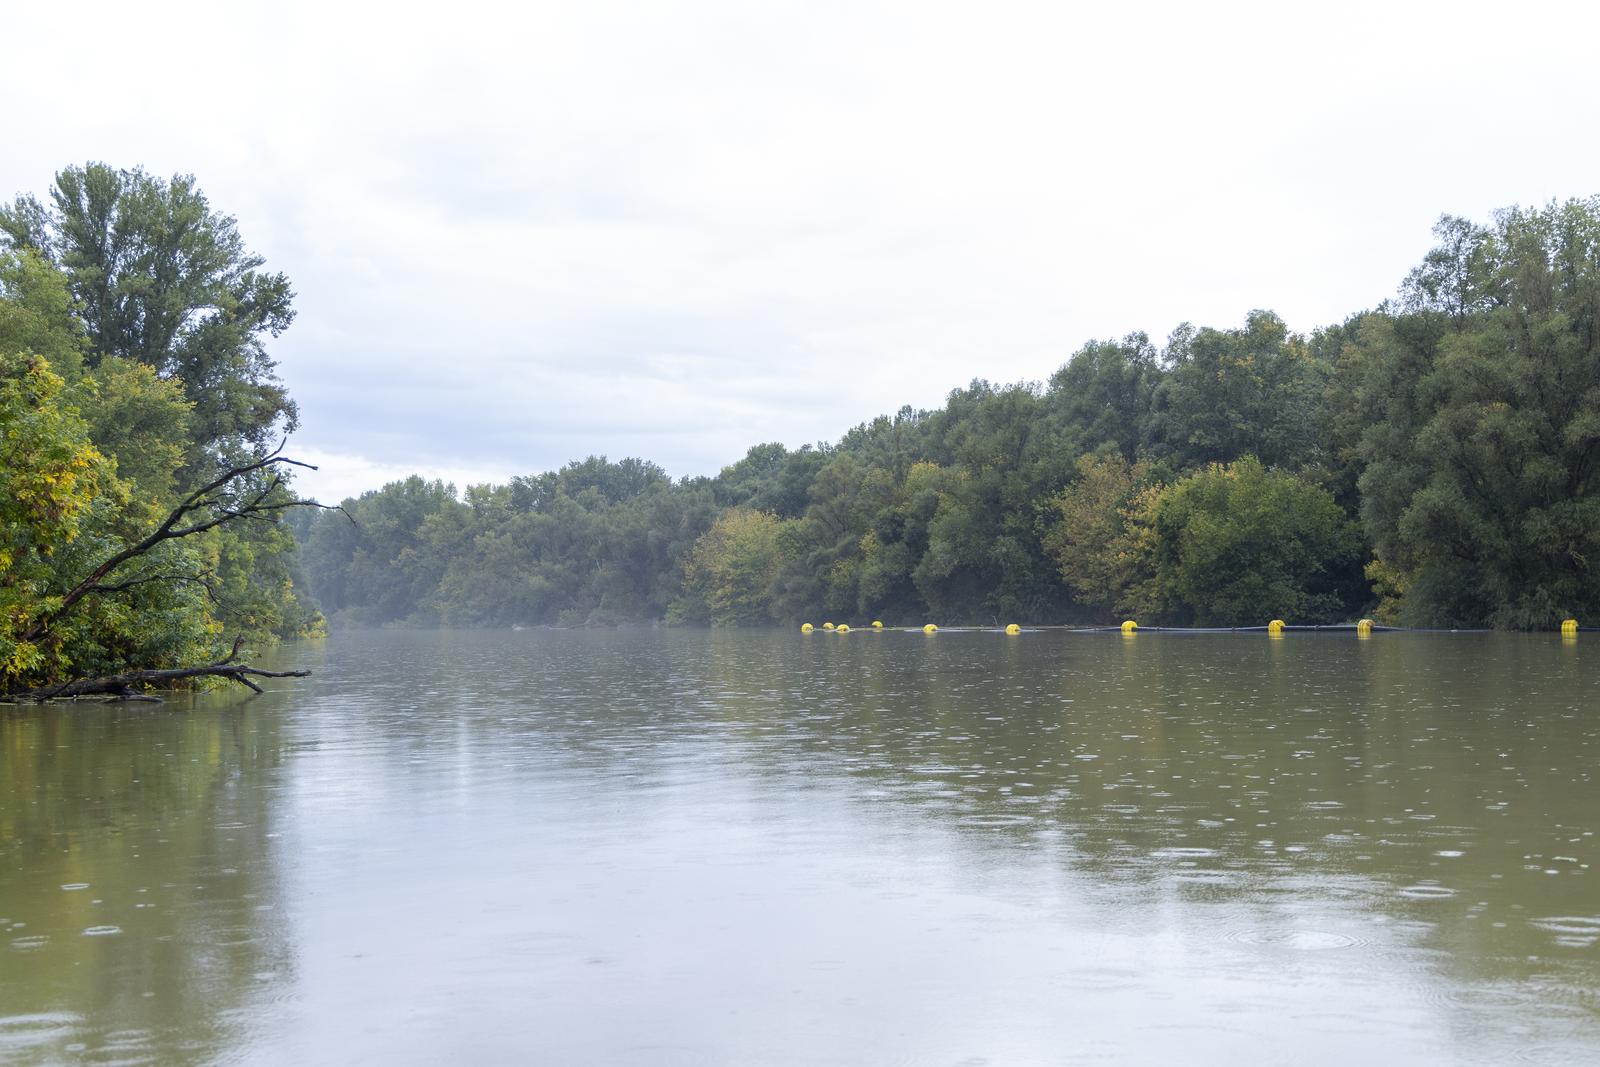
top-left (1043, 332), bottom-right (1164, 462)
top-left (1357, 200), bottom-right (1600, 627)
top-left (1151, 311), bottom-right (1324, 472)
top-left (0, 163), bottom-right (296, 474)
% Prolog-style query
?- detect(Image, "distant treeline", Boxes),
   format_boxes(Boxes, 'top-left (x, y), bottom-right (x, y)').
top-left (292, 199), bottom-right (1600, 630)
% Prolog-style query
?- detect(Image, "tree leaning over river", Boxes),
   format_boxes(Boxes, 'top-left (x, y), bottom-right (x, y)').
top-left (1, 164), bottom-right (322, 697)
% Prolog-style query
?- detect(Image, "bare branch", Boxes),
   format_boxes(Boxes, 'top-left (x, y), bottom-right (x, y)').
top-left (8, 632), bottom-right (308, 702)
top-left (8, 661), bottom-right (310, 702)
top-left (86, 573), bottom-right (218, 598)
top-left (20, 446), bottom-right (333, 644)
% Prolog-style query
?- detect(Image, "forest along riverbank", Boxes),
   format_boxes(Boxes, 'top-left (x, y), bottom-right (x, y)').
top-left (293, 199), bottom-right (1600, 635)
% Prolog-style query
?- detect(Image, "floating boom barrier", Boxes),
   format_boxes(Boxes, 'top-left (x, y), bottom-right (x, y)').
top-left (796, 619), bottom-right (1589, 635)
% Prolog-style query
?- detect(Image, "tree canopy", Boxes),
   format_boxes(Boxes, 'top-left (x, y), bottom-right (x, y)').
top-left (293, 196), bottom-right (1600, 632)
top-left (1, 165), bottom-right (319, 697)
top-left (11, 165), bottom-right (1594, 649)
top-left (1, 163), bottom-right (296, 476)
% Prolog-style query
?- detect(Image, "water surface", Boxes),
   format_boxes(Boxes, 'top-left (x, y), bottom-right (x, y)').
top-left (3, 629), bottom-right (1598, 1064)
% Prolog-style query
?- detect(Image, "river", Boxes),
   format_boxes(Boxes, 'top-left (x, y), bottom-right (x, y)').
top-left (2, 628), bottom-right (1597, 1064)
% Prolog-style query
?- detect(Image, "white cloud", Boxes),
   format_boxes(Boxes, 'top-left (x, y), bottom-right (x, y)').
top-left (288, 448), bottom-right (510, 506)
top-left (6, 0), bottom-right (1600, 491)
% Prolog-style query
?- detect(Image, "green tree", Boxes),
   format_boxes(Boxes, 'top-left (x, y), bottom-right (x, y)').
top-left (1136, 457), bottom-right (1363, 625)
top-left (300, 477), bottom-right (463, 625)
top-left (1151, 312), bottom-right (1324, 472)
top-left (714, 442), bottom-right (831, 518)
top-left (2, 165), bottom-right (317, 645)
top-left (673, 509), bottom-right (785, 626)
top-left (0, 354), bottom-right (112, 678)
top-left (69, 357), bottom-right (193, 500)
top-left (1043, 453), bottom-right (1163, 618)
top-left (1042, 333), bottom-right (1163, 462)
top-left (0, 163), bottom-right (296, 471)
top-left (1356, 200), bottom-right (1600, 627)
top-left (0, 249), bottom-right (85, 379)
top-left (0, 353), bottom-right (218, 688)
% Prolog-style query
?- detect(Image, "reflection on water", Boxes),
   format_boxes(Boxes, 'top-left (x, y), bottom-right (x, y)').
top-left (2, 630), bottom-right (1598, 1064)
top-left (0, 701), bottom-right (291, 1065)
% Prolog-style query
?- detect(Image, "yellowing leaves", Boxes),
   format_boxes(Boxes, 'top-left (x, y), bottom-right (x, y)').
top-left (676, 508), bottom-right (786, 626)
top-left (1, 352), bottom-right (139, 684)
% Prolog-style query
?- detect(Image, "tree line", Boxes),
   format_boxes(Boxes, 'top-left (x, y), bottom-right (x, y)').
top-left (293, 197), bottom-right (1600, 631)
top-left (2, 164), bottom-right (318, 695)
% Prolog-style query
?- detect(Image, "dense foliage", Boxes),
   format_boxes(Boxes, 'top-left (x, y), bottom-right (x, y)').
top-left (291, 196), bottom-right (1600, 631)
top-left (1350, 204), bottom-right (1600, 627)
top-left (11, 169), bottom-right (1591, 647)
top-left (1, 165), bottom-right (317, 692)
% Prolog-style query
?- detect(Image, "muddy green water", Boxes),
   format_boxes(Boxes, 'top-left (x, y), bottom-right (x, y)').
top-left (2, 629), bottom-right (1598, 1065)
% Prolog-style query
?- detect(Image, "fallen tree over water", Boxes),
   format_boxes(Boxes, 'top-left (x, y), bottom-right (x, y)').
top-left (3, 638), bottom-right (308, 702)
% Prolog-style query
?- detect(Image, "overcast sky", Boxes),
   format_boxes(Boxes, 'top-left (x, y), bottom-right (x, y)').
top-left (6, 0), bottom-right (1599, 502)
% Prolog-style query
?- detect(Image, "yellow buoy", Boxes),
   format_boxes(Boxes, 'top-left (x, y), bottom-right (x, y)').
top-left (923, 623), bottom-right (938, 634)
top-left (801, 622), bottom-right (814, 633)
top-left (872, 620), bottom-right (884, 630)
top-left (1267, 619), bottom-right (1285, 636)
top-left (1120, 620), bottom-right (1137, 635)
top-left (1561, 618), bottom-right (1579, 635)
top-left (1356, 618), bottom-right (1373, 637)
top-left (823, 622), bottom-right (834, 631)
top-left (1005, 623), bottom-right (1021, 635)
top-left (837, 624), bottom-right (850, 633)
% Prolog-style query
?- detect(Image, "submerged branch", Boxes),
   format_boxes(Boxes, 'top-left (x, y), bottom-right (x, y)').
top-left (5, 637), bottom-right (309, 702)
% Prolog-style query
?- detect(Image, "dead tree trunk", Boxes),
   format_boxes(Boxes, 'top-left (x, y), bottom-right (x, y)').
top-left (5, 639), bottom-right (309, 702)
